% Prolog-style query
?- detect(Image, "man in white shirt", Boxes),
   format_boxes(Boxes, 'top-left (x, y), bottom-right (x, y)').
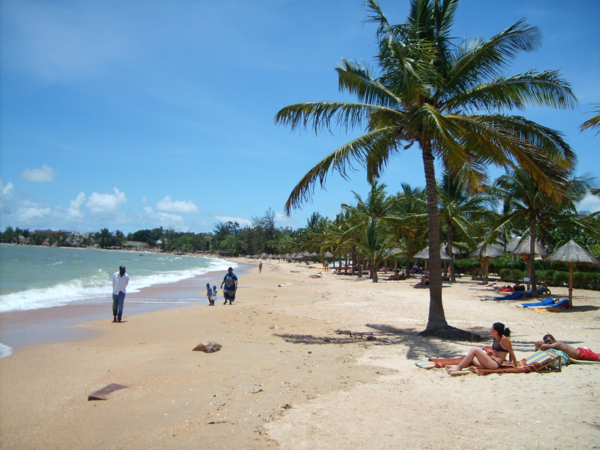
top-left (112, 265), bottom-right (129, 322)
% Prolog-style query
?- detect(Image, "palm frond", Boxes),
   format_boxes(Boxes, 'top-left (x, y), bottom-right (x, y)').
top-left (580, 105), bottom-right (600, 135)
top-left (275, 101), bottom-right (393, 134)
top-left (284, 128), bottom-right (397, 214)
top-left (446, 70), bottom-right (577, 112)
top-left (336, 59), bottom-right (401, 107)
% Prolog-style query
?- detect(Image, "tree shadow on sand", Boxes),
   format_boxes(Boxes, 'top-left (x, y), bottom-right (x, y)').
top-left (274, 323), bottom-right (491, 360)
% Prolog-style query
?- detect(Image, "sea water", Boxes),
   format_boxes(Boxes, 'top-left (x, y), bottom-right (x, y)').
top-left (0, 244), bottom-right (233, 313)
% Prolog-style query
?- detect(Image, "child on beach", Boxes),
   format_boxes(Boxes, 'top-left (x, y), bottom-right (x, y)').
top-left (206, 283), bottom-right (214, 306)
top-left (212, 286), bottom-right (218, 305)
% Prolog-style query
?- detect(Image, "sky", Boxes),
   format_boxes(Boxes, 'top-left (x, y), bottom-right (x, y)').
top-left (1, 0), bottom-right (599, 235)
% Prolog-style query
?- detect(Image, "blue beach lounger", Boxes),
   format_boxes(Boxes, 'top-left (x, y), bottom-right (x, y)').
top-left (518, 298), bottom-right (555, 308)
top-left (527, 298), bottom-right (569, 310)
top-left (483, 291), bottom-right (525, 301)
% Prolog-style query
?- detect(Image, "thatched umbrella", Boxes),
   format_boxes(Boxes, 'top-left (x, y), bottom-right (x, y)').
top-left (506, 235), bottom-right (522, 253)
top-left (414, 246), bottom-right (451, 273)
top-left (511, 236), bottom-right (548, 257)
top-left (471, 243), bottom-right (504, 283)
top-left (414, 246), bottom-right (452, 260)
top-left (545, 239), bottom-right (600, 306)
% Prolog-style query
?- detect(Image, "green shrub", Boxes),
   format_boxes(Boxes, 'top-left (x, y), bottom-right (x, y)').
top-left (549, 262), bottom-right (569, 272)
top-left (499, 268), bottom-right (512, 282)
top-left (505, 261), bottom-right (526, 271)
top-left (511, 269), bottom-right (525, 283)
top-left (552, 271), bottom-right (570, 287)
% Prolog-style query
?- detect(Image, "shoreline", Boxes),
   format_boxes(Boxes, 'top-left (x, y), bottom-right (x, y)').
top-left (0, 261), bottom-right (251, 352)
top-left (1, 257), bottom-right (599, 449)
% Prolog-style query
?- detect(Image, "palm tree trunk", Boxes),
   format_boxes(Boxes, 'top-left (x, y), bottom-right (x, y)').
top-left (422, 143), bottom-right (448, 330)
top-left (447, 223), bottom-right (455, 283)
top-left (529, 217), bottom-right (538, 297)
top-left (372, 258), bottom-right (379, 283)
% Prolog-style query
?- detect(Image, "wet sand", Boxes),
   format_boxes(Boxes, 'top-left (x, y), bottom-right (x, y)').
top-left (1, 258), bottom-right (599, 449)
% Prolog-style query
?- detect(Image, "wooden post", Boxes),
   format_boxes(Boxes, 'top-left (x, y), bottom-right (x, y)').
top-left (569, 263), bottom-right (573, 307)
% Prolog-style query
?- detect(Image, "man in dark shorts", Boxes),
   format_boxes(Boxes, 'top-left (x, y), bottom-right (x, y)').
top-left (220, 267), bottom-right (238, 305)
top-left (536, 334), bottom-right (600, 361)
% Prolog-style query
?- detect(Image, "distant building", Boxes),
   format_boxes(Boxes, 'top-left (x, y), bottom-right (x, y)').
top-left (124, 241), bottom-right (149, 250)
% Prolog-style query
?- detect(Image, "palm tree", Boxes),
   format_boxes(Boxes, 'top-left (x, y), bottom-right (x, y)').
top-left (275, 0), bottom-right (576, 332)
top-left (341, 181), bottom-right (397, 281)
top-left (438, 170), bottom-right (492, 282)
top-left (391, 183), bottom-right (428, 273)
top-left (580, 105), bottom-right (600, 136)
top-left (492, 169), bottom-right (596, 296)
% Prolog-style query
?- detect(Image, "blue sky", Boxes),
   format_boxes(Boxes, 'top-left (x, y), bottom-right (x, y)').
top-left (1, 0), bottom-right (599, 235)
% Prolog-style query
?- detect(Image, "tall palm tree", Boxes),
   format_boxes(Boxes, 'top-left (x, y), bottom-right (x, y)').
top-left (275, 0), bottom-right (576, 332)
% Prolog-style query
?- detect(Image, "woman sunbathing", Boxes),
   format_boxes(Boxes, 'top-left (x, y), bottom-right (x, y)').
top-left (446, 323), bottom-right (519, 374)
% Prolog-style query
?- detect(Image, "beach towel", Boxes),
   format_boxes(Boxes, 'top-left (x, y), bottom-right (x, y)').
top-left (518, 298), bottom-right (555, 308)
top-left (483, 291), bottom-right (525, 301)
top-left (424, 350), bottom-right (559, 376)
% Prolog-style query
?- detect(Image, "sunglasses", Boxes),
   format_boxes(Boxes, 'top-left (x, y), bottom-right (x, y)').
top-left (544, 339), bottom-right (553, 344)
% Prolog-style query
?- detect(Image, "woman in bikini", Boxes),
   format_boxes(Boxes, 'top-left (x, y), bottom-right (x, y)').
top-left (446, 323), bottom-right (519, 373)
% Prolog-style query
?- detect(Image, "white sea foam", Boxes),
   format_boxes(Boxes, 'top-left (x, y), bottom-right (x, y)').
top-left (0, 343), bottom-right (12, 359)
top-left (0, 257), bottom-right (235, 313)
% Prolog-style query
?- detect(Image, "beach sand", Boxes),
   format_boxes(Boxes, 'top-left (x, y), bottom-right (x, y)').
top-left (1, 259), bottom-right (599, 449)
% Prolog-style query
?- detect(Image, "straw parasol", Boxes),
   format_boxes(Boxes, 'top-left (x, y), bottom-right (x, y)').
top-left (414, 246), bottom-right (452, 260)
top-left (545, 239), bottom-right (600, 306)
top-left (505, 235), bottom-right (522, 253)
top-left (471, 243), bottom-right (504, 283)
top-left (510, 236), bottom-right (548, 257)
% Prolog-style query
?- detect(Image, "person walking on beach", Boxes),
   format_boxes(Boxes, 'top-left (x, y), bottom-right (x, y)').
top-left (212, 285), bottom-right (218, 305)
top-left (112, 266), bottom-right (129, 322)
top-left (259, 262), bottom-right (263, 274)
top-left (221, 267), bottom-right (238, 305)
top-left (206, 283), bottom-right (214, 306)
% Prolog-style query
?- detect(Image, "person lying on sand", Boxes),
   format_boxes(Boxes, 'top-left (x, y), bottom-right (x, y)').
top-left (412, 275), bottom-right (429, 287)
top-left (535, 334), bottom-right (600, 361)
top-left (387, 271), bottom-right (407, 280)
top-left (492, 281), bottom-right (525, 293)
top-left (446, 323), bottom-right (520, 374)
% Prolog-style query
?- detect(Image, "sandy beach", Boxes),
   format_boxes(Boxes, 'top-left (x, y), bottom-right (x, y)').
top-left (1, 258), bottom-right (599, 449)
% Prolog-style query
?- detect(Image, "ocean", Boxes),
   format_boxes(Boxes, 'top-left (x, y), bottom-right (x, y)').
top-left (0, 244), bottom-right (234, 313)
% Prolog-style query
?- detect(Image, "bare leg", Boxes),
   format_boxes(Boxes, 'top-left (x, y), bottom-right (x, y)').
top-left (446, 347), bottom-right (500, 372)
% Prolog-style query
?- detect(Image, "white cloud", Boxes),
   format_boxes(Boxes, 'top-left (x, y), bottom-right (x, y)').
top-left (0, 178), bottom-right (14, 197)
top-left (86, 188), bottom-right (127, 214)
top-left (15, 200), bottom-right (51, 221)
top-left (578, 193), bottom-right (600, 213)
top-left (143, 206), bottom-right (186, 230)
top-left (67, 192), bottom-right (86, 219)
top-left (275, 212), bottom-right (298, 229)
top-left (0, 178), bottom-right (14, 211)
top-left (215, 215), bottom-right (252, 227)
top-left (19, 164), bottom-right (57, 182)
top-left (155, 196), bottom-right (199, 214)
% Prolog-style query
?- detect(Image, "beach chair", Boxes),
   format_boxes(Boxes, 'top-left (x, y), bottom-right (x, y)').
top-left (524, 349), bottom-right (561, 371)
